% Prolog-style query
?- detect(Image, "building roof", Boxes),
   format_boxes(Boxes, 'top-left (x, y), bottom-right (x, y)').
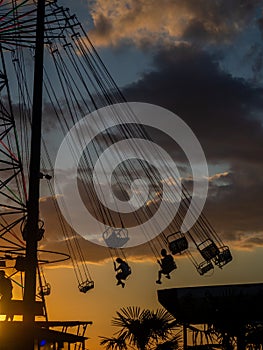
top-left (158, 282), bottom-right (263, 324)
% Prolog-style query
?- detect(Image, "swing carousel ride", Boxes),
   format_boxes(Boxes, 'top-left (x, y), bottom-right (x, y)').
top-left (0, 0), bottom-right (232, 348)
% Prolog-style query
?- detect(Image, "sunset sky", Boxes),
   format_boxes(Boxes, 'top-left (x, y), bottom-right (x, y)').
top-left (2, 0), bottom-right (263, 349)
top-left (35, 0), bottom-right (263, 348)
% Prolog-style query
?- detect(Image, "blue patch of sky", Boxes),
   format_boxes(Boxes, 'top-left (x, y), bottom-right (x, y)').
top-left (96, 46), bottom-right (153, 88)
top-left (60, 0), bottom-right (94, 28)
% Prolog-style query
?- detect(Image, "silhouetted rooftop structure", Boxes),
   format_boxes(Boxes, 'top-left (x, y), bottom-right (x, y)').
top-left (158, 282), bottom-right (263, 324)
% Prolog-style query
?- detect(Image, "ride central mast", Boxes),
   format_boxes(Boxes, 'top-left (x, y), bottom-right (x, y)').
top-left (23, 0), bottom-right (45, 348)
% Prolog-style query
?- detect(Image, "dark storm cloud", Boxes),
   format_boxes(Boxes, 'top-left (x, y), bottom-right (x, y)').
top-left (205, 162), bottom-right (263, 238)
top-left (121, 45), bottom-right (263, 245)
top-left (180, 0), bottom-right (261, 43)
top-left (123, 45), bottom-right (263, 164)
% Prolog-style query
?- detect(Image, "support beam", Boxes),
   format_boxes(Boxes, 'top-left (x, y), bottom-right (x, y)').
top-left (183, 324), bottom-right (188, 350)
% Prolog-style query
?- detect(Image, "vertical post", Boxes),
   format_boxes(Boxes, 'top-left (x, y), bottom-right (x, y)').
top-left (236, 327), bottom-right (246, 350)
top-left (23, 0), bottom-right (45, 348)
top-left (183, 324), bottom-right (188, 350)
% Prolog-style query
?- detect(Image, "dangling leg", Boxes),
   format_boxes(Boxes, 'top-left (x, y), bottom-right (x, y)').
top-left (116, 273), bottom-right (125, 287)
top-left (116, 272), bottom-right (122, 286)
top-left (117, 278), bottom-right (125, 288)
top-left (156, 270), bottom-right (162, 284)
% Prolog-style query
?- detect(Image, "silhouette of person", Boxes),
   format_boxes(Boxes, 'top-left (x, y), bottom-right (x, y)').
top-left (114, 258), bottom-right (131, 288)
top-left (156, 249), bottom-right (176, 284)
top-left (0, 270), bottom-right (13, 321)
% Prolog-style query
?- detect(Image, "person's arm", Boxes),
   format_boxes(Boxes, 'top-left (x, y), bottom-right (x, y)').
top-left (114, 262), bottom-right (120, 271)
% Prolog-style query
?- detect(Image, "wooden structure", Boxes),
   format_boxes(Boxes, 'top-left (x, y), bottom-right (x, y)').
top-left (0, 321), bottom-right (92, 349)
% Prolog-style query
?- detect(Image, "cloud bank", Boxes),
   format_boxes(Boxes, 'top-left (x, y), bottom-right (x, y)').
top-left (88, 0), bottom-right (261, 47)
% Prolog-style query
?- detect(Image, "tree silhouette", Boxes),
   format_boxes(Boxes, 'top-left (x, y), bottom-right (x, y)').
top-left (100, 306), bottom-right (181, 350)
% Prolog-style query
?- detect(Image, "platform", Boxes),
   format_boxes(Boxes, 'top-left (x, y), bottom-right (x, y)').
top-left (0, 320), bottom-right (92, 349)
top-left (0, 300), bottom-right (44, 317)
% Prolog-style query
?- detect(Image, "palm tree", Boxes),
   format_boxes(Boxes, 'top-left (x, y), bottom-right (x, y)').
top-left (100, 334), bottom-right (128, 350)
top-left (100, 306), bottom-right (181, 350)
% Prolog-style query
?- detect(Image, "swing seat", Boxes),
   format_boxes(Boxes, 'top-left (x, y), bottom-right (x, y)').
top-left (197, 260), bottom-right (214, 275)
top-left (38, 283), bottom-right (51, 296)
top-left (15, 256), bottom-right (26, 272)
top-left (103, 228), bottom-right (129, 248)
top-left (124, 267), bottom-right (132, 279)
top-left (214, 246), bottom-right (232, 267)
top-left (78, 280), bottom-right (94, 293)
top-left (167, 233), bottom-right (188, 255)
top-left (198, 239), bottom-right (220, 261)
top-left (116, 266), bottom-right (131, 280)
top-left (162, 261), bottom-right (177, 274)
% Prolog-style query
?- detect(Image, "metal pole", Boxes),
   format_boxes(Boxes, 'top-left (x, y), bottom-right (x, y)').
top-left (23, 0), bottom-right (45, 348)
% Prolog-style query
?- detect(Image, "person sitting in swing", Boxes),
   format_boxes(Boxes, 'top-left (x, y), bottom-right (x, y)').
top-left (114, 258), bottom-right (131, 288)
top-left (156, 249), bottom-right (176, 284)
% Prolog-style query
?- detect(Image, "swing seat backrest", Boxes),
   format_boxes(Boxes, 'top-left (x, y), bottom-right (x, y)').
top-left (168, 236), bottom-right (188, 254)
top-left (15, 256), bottom-right (26, 272)
top-left (163, 262), bottom-right (177, 274)
top-left (197, 261), bottom-right (213, 275)
top-left (122, 266), bottom-right (131, 280)
top-left (103, 228), bottom-right (130, 248)
top-left (214, 246), bottom-right (232, 267)
top-left (78, 280), bottom-right (94, 293)
top-left (198, 239), bottom-right (220, 261)
top-left (42, 283), bottom-right (51, 296)
top-left (104, 233), bottom-right (129, 248)
top-left (123, 266), bottom-right (132, 279)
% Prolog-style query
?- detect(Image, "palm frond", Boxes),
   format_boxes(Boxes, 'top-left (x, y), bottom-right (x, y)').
top-left (100, 334), bottom-right (128, 350)
top-left (154, 337), bottom-right (181, 350)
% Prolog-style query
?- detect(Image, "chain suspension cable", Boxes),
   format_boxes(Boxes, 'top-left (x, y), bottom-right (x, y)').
top-left (43, 6), bottom-right (231, 273)
top-left (0, 0), bottom-right (232, 294)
